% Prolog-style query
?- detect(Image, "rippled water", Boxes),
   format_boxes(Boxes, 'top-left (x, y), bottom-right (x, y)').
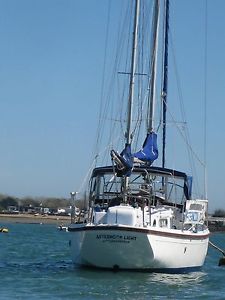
top-left (0, 222), bottom-right (224, 299)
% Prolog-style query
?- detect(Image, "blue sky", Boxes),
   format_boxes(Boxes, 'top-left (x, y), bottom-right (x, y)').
top-left (0, 0), bottom-right (224, 212)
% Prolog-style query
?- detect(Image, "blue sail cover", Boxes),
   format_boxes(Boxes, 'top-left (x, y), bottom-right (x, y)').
top-left (120, 144), bottom-right (133, 172)
top-left (133, 132), bottom-right (158, 164)
top-left (111, 133), bottom-right (158, 176)
top-left (111, 144), bottom-right (133, 176)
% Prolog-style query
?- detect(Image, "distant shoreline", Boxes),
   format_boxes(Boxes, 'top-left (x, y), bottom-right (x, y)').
top-left (0, 213), bottom-right (71, 225)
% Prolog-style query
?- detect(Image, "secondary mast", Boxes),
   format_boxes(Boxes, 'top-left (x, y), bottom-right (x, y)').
top-left (123, 0), bottom-right (140, 202)
top-left (126, 0), bottom-right (140, 145)
top-left (147, 0), bottom-right (160, 133)
top-left (162, 0), bottom-right (169, 168)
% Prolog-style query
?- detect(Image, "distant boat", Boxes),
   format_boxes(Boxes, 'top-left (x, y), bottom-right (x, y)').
top-left (68, 0), bottom-right (209, 272)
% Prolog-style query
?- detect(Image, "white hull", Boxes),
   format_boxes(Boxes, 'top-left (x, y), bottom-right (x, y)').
top-left (69, 224), bottom-right (209, 271)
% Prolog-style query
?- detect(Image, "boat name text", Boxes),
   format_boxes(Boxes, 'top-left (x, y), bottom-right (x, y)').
top-left (96, 234), bottom-right (136, 243)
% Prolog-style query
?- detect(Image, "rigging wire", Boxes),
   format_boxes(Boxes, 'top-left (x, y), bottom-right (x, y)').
top-left (159, 2), bottom-right (208, 199)
top-left (74, 1), bottom-right (113, 194)
top-left (169, 31), bottom-right (201, 196)
top-left (162, 98), bottom-right (205, 168)
top-left (94, 1), bottom-right (133, 165)
top-left (77, 1), bottom-right (129, 191)
top-left (93, 0), bottom-right (112, 166)
top-left (203, 0), bottom-right (208, 199)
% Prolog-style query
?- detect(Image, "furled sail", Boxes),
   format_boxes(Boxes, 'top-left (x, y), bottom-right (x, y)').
top-left (133, 132), bottom-right (158, 163)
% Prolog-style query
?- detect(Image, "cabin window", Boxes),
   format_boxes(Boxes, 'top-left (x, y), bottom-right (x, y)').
top-left (189, 204), bottom-right (203, 211)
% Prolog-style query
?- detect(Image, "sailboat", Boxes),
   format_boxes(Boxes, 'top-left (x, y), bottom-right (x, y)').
top-left (68, 0), bottom-right (209, 272)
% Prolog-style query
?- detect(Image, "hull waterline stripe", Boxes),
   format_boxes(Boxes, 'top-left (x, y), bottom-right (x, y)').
top-left (78, 264), bottom-right (202, 274)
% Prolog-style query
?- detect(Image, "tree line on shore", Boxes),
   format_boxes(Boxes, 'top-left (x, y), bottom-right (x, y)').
top-left (212, 209), bottom-right (225, 218)
top-left (0, 193), bottom-right (225, 217)
top-left (0, 193), bottom-right (86, 212)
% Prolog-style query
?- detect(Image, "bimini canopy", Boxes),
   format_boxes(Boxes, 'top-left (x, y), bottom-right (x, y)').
top-left (91, 165), bottom-right (193, 200)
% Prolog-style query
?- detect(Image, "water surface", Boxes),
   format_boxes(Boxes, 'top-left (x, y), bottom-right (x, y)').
top-left (0, 222), bottom-right (224, 299)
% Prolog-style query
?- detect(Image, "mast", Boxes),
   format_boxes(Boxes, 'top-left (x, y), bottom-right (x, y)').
top-left (162, 0), bottom-right (169, 168)
top-left (126, 0), bottom-right (140, 145)
top-left (147, 0), bottom-right (160, 133)
top-left (123, 0), bottom-right (140, 202)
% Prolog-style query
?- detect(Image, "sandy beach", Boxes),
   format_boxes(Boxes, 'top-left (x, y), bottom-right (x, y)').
top-left (0, 213), bottom-right (71, 225)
